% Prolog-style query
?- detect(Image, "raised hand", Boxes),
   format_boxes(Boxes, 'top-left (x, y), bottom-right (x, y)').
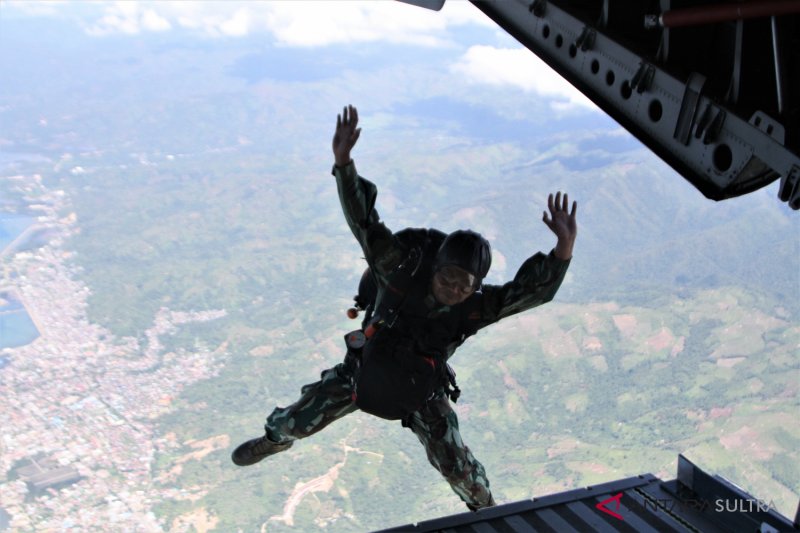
top-left (543, 191), bottom-right (577, 260)
top-left (332, 105), bottom-right (361, 167)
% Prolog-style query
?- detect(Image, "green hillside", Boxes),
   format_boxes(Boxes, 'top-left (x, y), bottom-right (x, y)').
top-left (49, 142), bottom-right (798, 530)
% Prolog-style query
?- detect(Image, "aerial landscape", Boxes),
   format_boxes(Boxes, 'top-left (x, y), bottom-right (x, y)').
top-left (0, 2), bottom-right (797, 532)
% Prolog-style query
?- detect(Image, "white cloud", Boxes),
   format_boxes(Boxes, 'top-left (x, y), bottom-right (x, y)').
top-left (261, 1), bottom-right (491, 47)
top-left (219, 8), bottom-right (250, 37)
top-left (84, 2), bottom-right (170, 35)
top-left (451, 45), bottom-right (597, 111)
top-left (3, 0), bottom-right (65, 17)
top-left (141, 9), bottom-right (171, 32)
top-left (167, 4), bottom-right (252, 37)
top-left (3, 0), bottom-right (494, 44)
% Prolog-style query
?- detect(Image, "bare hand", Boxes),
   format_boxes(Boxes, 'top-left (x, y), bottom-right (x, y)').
top-left (332, 105), bottom-right (361, 167)
top-left (543, 191), bottom-right (577, 260)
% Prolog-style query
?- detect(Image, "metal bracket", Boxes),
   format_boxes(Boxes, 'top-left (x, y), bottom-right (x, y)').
top-left (529, 0), bottom-right (546, 17)
top-left (644, 14), bottom-right (660, 29)
top-left (748, 111), bottom-right (785, 144)
top-left (631, 62), bottom-right (655, 93)
top-left (676, 454), bottom-right (694, 490)
top-left (704, 109), bottom-right (726, 145)
top-left (395, 0), bottom-right (445, 11)
top-left (575, 26), bottom-right (596, 51)
top-left (695, 104), bottom-right (726, 145)
top-left (674, 72), bottom-right (706, 145)
top-left (779, 165), bottom-right (800, 210)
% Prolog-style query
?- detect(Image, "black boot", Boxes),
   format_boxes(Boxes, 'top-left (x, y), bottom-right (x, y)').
top-left (467, 494), bottom-right (497, 512)
top-left (231, 433), bottom-right (293, 466)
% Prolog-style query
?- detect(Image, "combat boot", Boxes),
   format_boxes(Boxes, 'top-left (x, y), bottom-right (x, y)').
top-left (467, 494), bottom-right (497, 512)
top-left (231, 433), bottom-right (293, 466)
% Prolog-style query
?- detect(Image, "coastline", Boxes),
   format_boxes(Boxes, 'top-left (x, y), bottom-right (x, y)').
top-left (1, 214), bottom-right (42, 349)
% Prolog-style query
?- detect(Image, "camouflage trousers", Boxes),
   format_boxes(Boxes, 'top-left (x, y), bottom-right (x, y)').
top-left (265, 355), bottom-right (495, 511)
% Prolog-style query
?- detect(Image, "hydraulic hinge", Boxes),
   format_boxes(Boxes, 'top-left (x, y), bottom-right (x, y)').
top-left (575, 26), bottom-right (596, 51)
top-left (674, 72), bottom-right (706, 146)
top-left (529, 0), bottom-right (546, 17)
top-left (779, 165), bottom-right (800, 210)
top-left (631, 62), bottom-right (655, 93)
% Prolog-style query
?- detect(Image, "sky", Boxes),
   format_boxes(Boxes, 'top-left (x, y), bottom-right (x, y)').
top-left (1, 0), bottom-right (596, 111)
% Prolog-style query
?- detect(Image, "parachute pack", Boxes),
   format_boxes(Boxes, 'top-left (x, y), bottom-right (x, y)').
top-left (345, 247), bottom-right (461, 421)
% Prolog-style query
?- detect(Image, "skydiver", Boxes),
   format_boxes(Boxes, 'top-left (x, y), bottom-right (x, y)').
top-left (232, 105), bottom-right (578, 512)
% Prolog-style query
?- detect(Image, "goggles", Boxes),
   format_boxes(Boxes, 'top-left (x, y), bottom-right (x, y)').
top-left (434, 265), bottom-right (477, 295)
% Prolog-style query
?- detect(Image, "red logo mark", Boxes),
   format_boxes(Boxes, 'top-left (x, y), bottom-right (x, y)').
top-left (596, 492), bottom-right (624, 520)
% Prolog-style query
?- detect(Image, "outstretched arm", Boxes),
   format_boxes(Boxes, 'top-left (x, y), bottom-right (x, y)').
top-left (331, 106), bottom-right (404, 279)
top-left (476, 192), bottom-right (577, 327)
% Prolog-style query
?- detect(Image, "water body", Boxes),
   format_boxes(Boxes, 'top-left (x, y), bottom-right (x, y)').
top-left (0, 507), bottom-right (9, 531)
top-left (1, 216), bottom-right (43, 349)
top-left (0, 151), bottom-right (49, 169)
top-left (0, 152), bottom-right (50, 174)
top-left (12, 226), bottom-right (55, 254)
top-left (0, 310), bottom-right (39, 349)
top-left (0, 213), bottom-right (35, 251)
top-left (0, 295), bottom-right (40, 349)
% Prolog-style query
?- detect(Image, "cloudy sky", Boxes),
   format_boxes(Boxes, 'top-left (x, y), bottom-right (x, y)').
top-left (2, 0), bottom-right (596, 111)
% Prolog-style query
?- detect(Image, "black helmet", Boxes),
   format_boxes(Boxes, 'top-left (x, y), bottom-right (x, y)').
top-left (433, 229), bottom-right (492, 282)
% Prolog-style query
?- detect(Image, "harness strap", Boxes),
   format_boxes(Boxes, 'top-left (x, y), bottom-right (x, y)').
top-left (443, 362), bottom-right (461, 403)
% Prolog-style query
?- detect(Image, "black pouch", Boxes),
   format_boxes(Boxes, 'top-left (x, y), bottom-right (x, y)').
top-left (353, 327), bottom-right (438, 420)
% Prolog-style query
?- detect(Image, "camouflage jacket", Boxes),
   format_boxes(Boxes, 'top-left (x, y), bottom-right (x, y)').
top-left (333, 161), bottom-right (571, 359)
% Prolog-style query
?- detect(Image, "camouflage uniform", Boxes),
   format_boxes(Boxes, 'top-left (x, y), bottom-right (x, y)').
top-left (266, 358), bottom-right (494, 509)
top-left (264, 162), bottom-right (570, 511)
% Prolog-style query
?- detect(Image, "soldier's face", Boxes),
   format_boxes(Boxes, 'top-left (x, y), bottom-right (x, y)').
top-left (431, 266), bottom-right (476, 306)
